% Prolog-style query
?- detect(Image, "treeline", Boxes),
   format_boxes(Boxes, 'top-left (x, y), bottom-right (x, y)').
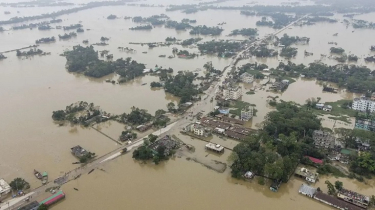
top-left (198, 40), bottom-right (242, 57)
top-left (164, 71), bottom-right (200, 103)
top-left (0, 1), bottom-right (128, 25)
top-left (189, 25), bottom-right (223, 35)
top-left (35, 37), bottom-right (55, 44)
top-left (229, 28), bottom-right (258, 36)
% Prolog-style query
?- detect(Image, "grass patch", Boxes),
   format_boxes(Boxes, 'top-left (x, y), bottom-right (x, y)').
top-left (311, 100), bottom-right (356, 118)
top-left (246, 91), bottom-right (255, 95)
top-left (327, 115), bottom-right (351, 123)
top-left (317, 164), bottom-right (346, 178)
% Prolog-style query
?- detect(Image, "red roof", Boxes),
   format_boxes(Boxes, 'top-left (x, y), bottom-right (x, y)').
top-left (306, 156), bottom-right (323, 165)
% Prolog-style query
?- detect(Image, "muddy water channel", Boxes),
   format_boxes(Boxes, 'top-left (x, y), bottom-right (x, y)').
top-left (0, 0), bottom-right (375, 209)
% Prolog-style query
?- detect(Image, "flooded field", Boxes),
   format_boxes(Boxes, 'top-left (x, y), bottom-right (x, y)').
top-left (1, 0), bottom-right (375, 209)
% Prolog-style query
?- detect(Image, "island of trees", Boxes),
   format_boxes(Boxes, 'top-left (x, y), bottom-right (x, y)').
top-left (16, 48), bottom-right (43, 57)
top-left (163, 71), bottom-right (200, 103)
top-left (198, 40), bottom-right (242, 57)
top-left (165, 20), bottom-right (191, 30)
top-left (229, 28), bottom-right (258, 36)
top-left (129, 25), bottom-right (153, 30)
top-left (107, 14), bottom-right (117, 19)
top-left (63, 24), bottom-right (82, 30)
top-left (330, 47), bottom-right (345, 54)
top-left (278, 34), bottom-right (310, 46)
top-left (280, 47), bottom-right (298, 58)
top-left (63, 45), bottom-right (146, 80)
top-left (35, 37), bottom-right (55, 44)
top-left (0, 53), bottom-right (7, 60)
top-left (58, 32), bottom-right (77, 40)
top-left (189, 25), bottom-right (223, 36)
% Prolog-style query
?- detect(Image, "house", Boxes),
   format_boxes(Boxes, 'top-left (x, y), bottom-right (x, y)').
top-left (295, 167), bottom-right (319, 183)
top-left (270, 82), bottom-right (288, 91)
top-left (218, 108), bottom-right (230, 115)
top-left (355, 119), bottom-right (375, 132)
top-left (224, 130), bottom-right (247, 140)
top-left (205, 143), bottom-right (224, 153)
top-left (71, 145), bottom-right (89, 158)
top-left (241, 106), bottom-right (253, 121)
top-left (281, 79), bottom-right (290, 85)
top-left (244, 171), bottom-right (254, 179)
top-left (201, 117), bottom-right (231, 130)
top-left (312, 130), bottom-right (335, 149)
top-left (337, 188), bottom-right (370, 209)
top-left (0, 179), bottom-right (11, 197)
top-left (136, 124), bottom-right (152, 132)
top-left (240, 72), bottom-right (254, 84)
top-left (298, 184), bottom-right (317, 197)
top-left (149, 136), bottom-right (179, 156)
top-left (270, 180), bottom-right (282, 192)
top-left (305, 156), bottom-right (323, 165)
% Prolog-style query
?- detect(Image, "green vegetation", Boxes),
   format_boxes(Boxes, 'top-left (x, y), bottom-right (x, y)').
top-left (150, 82), bottom-right (163, 88)
top-left (119, 130), bottom-right (137, 141)
top-left (238, 63), bottom-right (268, 79)
top-left (165, 37), bottom-right (177, 42)
top-left (79, 152), bottom-right (95, 163)
top-left (231, 102), bottom-right (326, 182)
top-left (330, 47), bottom-right (345, 54)
top-left (63, 46), bottom-right (145, 79)
top-left (298, 63), bottom-right (375, 93)
top-left (130, 25), bottom-right (153, 30)
top-left (280, 47), bottom-right (298, 58)
top-left (305, 16), bottom-right (337, 24)
top-left (165, 20), bottom-right (191, 30)
top-left (121, 107), bottom-right (152, 125)
top-left (107, 14), bottom-right (117, 19)
top-left (181, 38), bottom-right (202, 46)
top-left (58, 32), bottom-right (77, 39)
top-left (229, 28), bottom-right (258, 36)
top-left (318, 164), bottom-right (346, 177)
top-left (0, 53), bottom-right (7, 60)
top-left (37, 204), bottom-right (49, 210)
top-left (10, 178), bottom-right (30, 191)
top-left (348, 54), bottom-right (358, 62)
top-left (182, 18), bottom-right (196, 23)
top-left (63, 24), bottom-right (82, 30)
top-left (190, 25), bottom-right (223, 35)
top-left (278, 34), bottom-right (310, 46)
top-left (164, 72), bottom-right (199, 103)
top-left (249, 45), bottom-right (278, 57)
top-left (229, 101), bottom-right (254, 116)
top-left (198, 40), bottom-right (241, 57)
top-left (77, 28), bottom-right (84, 33)
top-left (36, 37), bottom-right (55, 44)
top-left (16, 48), bottom-right (43, 57)
top-left (38, 25), bottom-right (52, 30)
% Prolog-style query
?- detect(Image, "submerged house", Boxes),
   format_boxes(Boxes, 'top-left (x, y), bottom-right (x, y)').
top-left (71, 145), bottom-right (89, 158)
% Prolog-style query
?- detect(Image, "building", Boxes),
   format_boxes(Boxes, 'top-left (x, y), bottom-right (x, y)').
top-left (40, 190), bottom-right (66, 206)
top-left (224, 130), bottom-right (247, 140)
top-left (205, 143), bottom-right (224, 153)
top-left (270, 81), bottom-right (288, 91)
top-left (240, 72), bottom-right (254, 84)
top-left (305, 156), bottom-right (323, 165)
top-left (136, 124), bottom-right (152, 132)
top-left (223, 83), bottom-right (242, 100)
top-left (323, 105), bottom-right (333, 112)
top-left (316, 103), bottom-right (325, 109)
top-left (298, 184), bottom-right (317, 197)
top-left (352, 96), bottom-right (375, 112)
top-left (200, 117), bottom-right (231, 130)
top-left (241, 106), bottom-right (254, 121)
top-left (295, 167), bottom-right (319, 183)
top-left (71, 145), bottom-right (89, 158)
top-left (0, 179), bottom-right (11, 197)
top-left (337, 188), bottom-right (370, 209)
top-left (244, 171), bottom-right (254, 179)
top-left (312, 130), bottom-right (335, 149)
top-left (18, 201), bottom-right (40, 210)
top-left (355, 119), bottom-right (375, 132)
top-left (314, 192), bottom-right (362, 210)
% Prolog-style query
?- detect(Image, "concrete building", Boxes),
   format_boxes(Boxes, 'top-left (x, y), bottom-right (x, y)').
top-left (223, 83), bottom-right (242, 100)
top-left (205, 143), bottom-right (224, 153)
top-left (337, 188), bottom-right (370, 209)
top-left (240, 72), bottom-right (254, 84)
top-left (312, 130), bottom-right (335, 149)
top-left (295, 167), bottom-right (319, 183)
top-left (241, 106), bottom-right (254, 121)
top-left (355, 119), bottom-right (375, 132)
top-left (185, 123), bottom-right (209, 137)
top-left (352, 96), bottom-right (375, 112)
top-left (0, 179), bottom-right (11, 197)
top-left (299, 184), bottom-right (317, 197)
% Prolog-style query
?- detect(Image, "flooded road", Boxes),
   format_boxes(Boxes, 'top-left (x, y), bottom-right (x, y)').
top-left (1, 0), bottom-right (375, 209)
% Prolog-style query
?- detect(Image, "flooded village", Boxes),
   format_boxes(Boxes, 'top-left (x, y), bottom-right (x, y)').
top-left (1, 0), bottom-right (375, 209)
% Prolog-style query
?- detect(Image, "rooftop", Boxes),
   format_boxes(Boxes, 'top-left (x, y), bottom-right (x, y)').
top-left (314, 192), bottom-right (362, 210)
top-left (306, 156), bottom-right (323, 165)
top-left (298, 184), bottom-right (317, 197)
top-left (71, 145), bottom-right (89, 158)
top-left (338, 188), bottom-right (369, 203)
top-left (205, 143), bottom-right (224, 152)
top-left (0, 179), bottom-right (11, 194)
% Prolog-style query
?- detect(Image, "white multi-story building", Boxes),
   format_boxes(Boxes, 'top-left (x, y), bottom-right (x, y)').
top-left (241, 106), bottom-right (254, 121)
top-left (240, 72), bottom-right (254, 84)
top-left (223, 85), bottom-right (242, 100)
top-left (352, 96), bottom-right (375, 112)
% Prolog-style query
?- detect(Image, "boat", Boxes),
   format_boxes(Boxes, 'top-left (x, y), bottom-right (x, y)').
top-left (34, 170), bottom-right (43, 179)
top-left (42, 172), bottom-right (48, 184)
top-left (142, 83), bottom-right (147, 86)
top-left (158, 55), bottom-right (166, 57)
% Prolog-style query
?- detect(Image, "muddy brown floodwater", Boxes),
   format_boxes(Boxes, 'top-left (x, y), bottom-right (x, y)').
top-left (1, 0), bottom-right (375, 209)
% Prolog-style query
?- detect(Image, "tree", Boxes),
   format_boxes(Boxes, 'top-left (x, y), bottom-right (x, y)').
top-left (167, 102), bottom-right (176, 113)
top-left (334, 180), bottom-right (343, 191)
top-left (155, 109), bottom-right (166, 117)
top-left (38, 204), bottom-right (49, 210)
top-left (325, 180), bottom-right (336, 195)
top-left (10, 178), bottom-right (29, 191)
top-left (370, 195), bottom-right (375, 207)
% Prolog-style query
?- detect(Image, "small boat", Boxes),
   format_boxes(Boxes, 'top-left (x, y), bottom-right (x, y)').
top-left (142, 83), bottom-right (147, 86)
top-left (42, 172), bottom-right (48, 184)
top-left (158, 55), bottom-right (166, 57)
top-left (142, 51), bottom-right (147, 54)
top-left (34, 170), bottom-right (43, 179)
